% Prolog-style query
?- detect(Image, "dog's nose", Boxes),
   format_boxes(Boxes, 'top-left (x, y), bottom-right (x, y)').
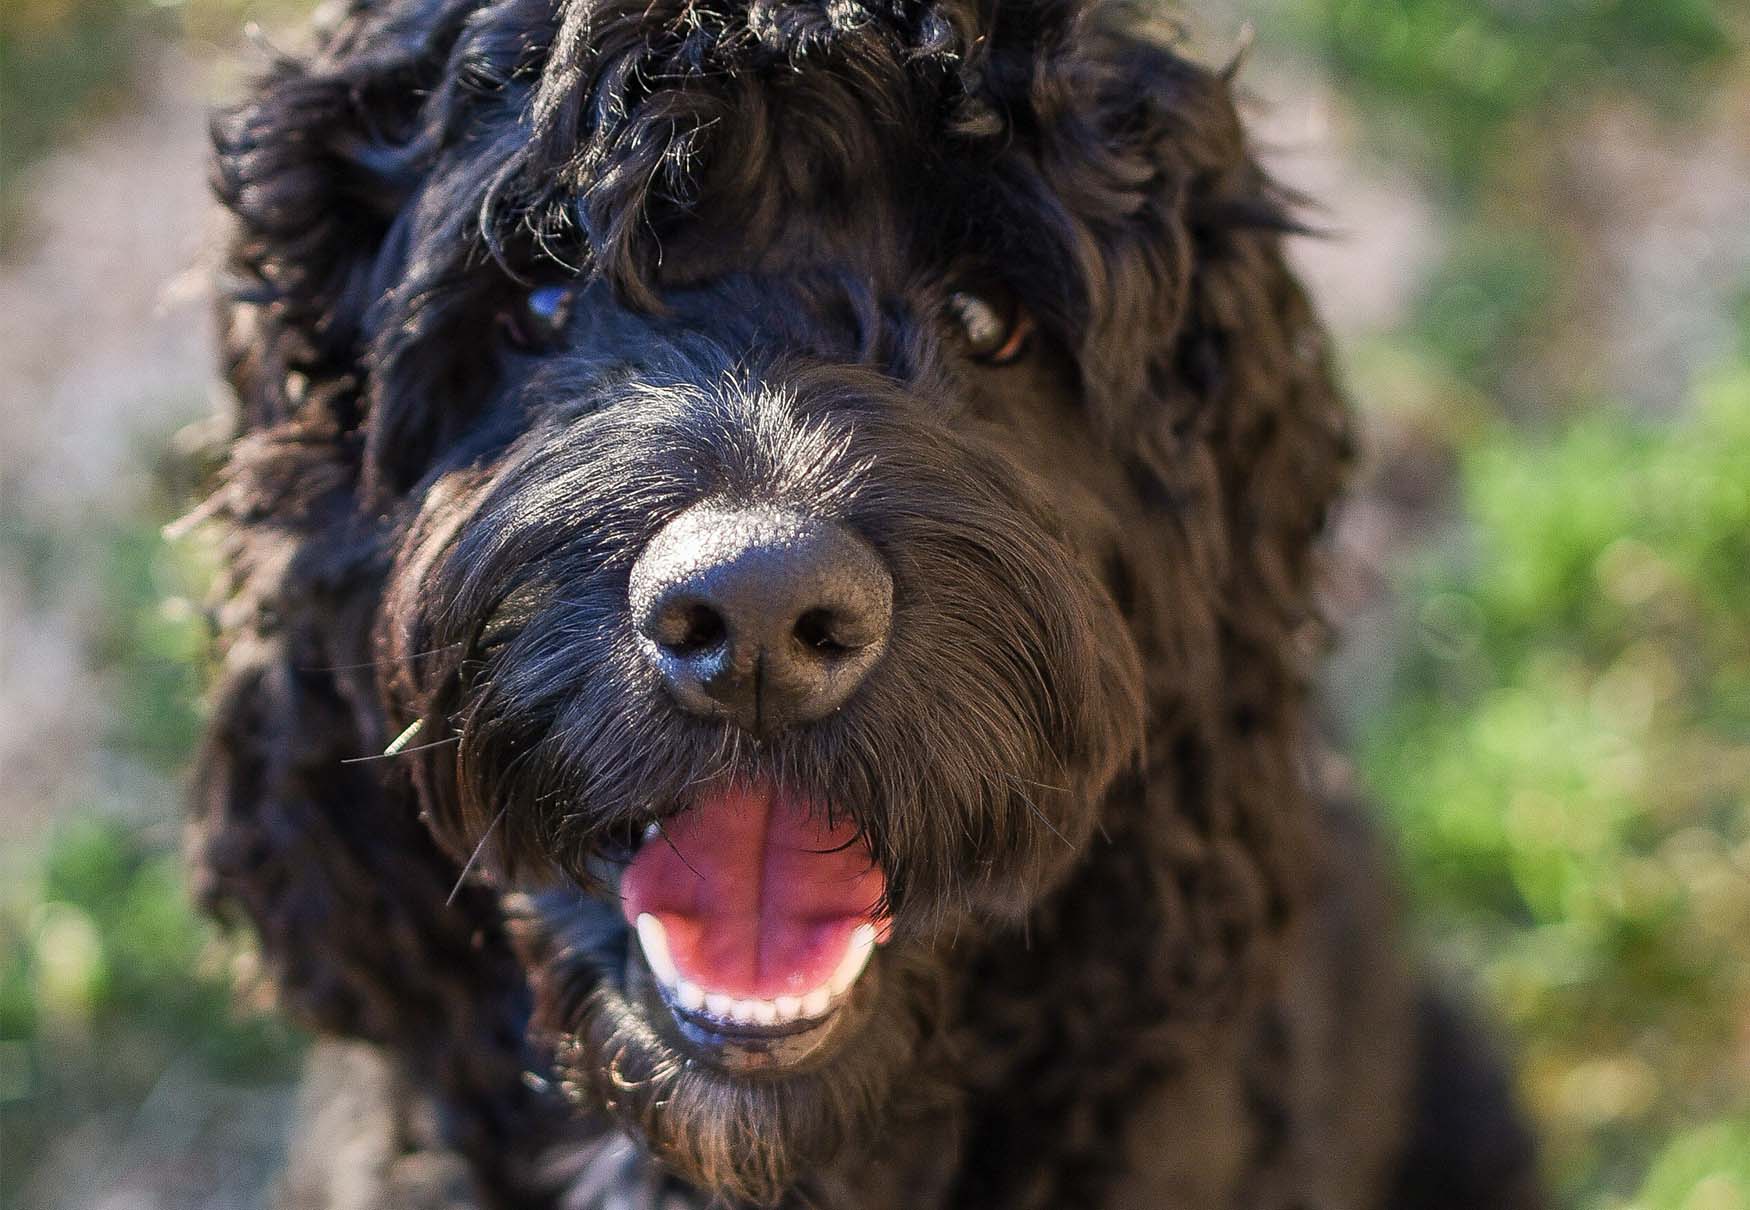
top-left (628, 505), bottom-right (893, 735)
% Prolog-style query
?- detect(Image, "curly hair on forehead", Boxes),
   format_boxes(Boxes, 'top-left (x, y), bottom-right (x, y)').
top-left (192, 0), bottom-right (1541, 1206)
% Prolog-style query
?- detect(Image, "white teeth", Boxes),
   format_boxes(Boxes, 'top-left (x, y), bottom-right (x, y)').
top-left (827, 924), bottom-right (877, 996)
top-left (635, 914), bottom-right (678, 989)
top-left (640, 920), bottom-right (881, 1026)
top-left (800, 985), bottom-right (833, 1018)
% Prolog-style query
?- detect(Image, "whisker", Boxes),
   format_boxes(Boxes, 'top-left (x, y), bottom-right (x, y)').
top-left (339, 734), bottom-right (460, 763)
top-left (999, 775), bottom-right (1073, 849)
top-left (657, 821), bottom-right (707, 881)
top-left (1001, 771), bottom-right (1070, 794)
top-left (299, 642), bottom-right (465, 674)
top-left (448, 804), bottom-right (511, 906)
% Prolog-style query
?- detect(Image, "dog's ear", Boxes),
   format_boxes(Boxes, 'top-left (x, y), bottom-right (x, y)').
top-left (195, 2), bottom-right (532, 1083)
top-left (185, 429), bottom-right (522, 1055)
top-left (1021, 25), bottom-right (1353, 1002)
top-left (190, 606), bottom-right (537, 1166)
top-left (210, 3), bottom-right (465, 437)
top-left (1012, 22), bottom-right (1353, 630)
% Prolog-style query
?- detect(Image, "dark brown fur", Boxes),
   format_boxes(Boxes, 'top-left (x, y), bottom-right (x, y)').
top-left (191, 0), bottom-right (1541, 1205)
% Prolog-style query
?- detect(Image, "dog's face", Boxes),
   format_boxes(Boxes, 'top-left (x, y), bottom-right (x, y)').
top-left (384, 261), bottom-right (1147, 1195)
top-left (210, 0), bottom-right (1347, 1200)
top-left (377, 87), bottom-right (1157, 1202)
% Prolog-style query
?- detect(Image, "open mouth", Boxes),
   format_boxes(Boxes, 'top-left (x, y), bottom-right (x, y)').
top-left (617, 781), bottom-right (889, 1073)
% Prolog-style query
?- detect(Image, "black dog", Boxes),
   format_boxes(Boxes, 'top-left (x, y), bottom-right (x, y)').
top-left (191, 0), bottom-right (1541, 1204)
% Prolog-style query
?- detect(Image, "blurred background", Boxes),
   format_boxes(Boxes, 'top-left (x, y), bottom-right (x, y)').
top-left (0, 0), bottom-right (1745, 1205)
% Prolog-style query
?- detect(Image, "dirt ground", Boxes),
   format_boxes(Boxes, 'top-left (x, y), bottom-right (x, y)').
top-left (1, 49), bottom-right (216, 848)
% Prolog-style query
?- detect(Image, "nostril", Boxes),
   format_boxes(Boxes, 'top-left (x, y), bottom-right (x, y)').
top-left (653, 600), bottom-right (728, 655)
top-left (793, 608), bottom-right (852, 655)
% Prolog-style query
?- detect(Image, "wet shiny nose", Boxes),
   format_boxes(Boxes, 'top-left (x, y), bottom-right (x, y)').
top-left (628, 505), bottom-right (893, 736)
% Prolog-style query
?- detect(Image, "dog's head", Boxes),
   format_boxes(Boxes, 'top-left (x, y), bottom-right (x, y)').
top-left (207, 0), bottom-right (1349, 1200)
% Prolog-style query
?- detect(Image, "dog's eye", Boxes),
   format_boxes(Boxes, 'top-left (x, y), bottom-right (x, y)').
top-left (946, 290), bottom-right (1032, 365)
top-left (502, 285), bottom-right (577, 350)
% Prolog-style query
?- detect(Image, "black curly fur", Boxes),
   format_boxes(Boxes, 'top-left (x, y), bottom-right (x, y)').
top-left (192, 0), bottom-right (1542, 1205)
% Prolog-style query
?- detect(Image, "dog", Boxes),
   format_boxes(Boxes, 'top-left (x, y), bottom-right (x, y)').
top-left (189, 0), bottom-right (1543, 1204)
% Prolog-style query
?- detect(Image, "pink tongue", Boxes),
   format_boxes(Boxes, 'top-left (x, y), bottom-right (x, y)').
top-left (619, 783), bottom-right (887, 999)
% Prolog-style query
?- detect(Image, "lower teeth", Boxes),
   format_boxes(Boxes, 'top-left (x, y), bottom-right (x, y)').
top-left (633, 914), bottom-right (876, 1028)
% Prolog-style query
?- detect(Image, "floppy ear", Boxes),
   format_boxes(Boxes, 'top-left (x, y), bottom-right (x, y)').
top-left (1023, 22), bottom-right (1354, 1006)
top-left (209, 0), bottom-right (461, 434)
top-left (192, 0), bottom-right (530, 1099)
top-left (189, 599), bottom-right (540, 1165)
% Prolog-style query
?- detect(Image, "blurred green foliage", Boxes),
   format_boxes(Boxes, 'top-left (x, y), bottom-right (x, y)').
top-left (1636, 1120), bottom-right (1750, 1210)
top-left (0, 818), bottom-right (305, 1199)
top-left (0, 457), bottom-right (303, 1206)
top-left (0, 0), bottom-right (146, 202)
top-left (1408, 223), bottom-right (1555, 397)
top-left (1362, 357), bottom-right (1750, 1207)
top-left (1267, 0), bottom-right (1734, 192)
